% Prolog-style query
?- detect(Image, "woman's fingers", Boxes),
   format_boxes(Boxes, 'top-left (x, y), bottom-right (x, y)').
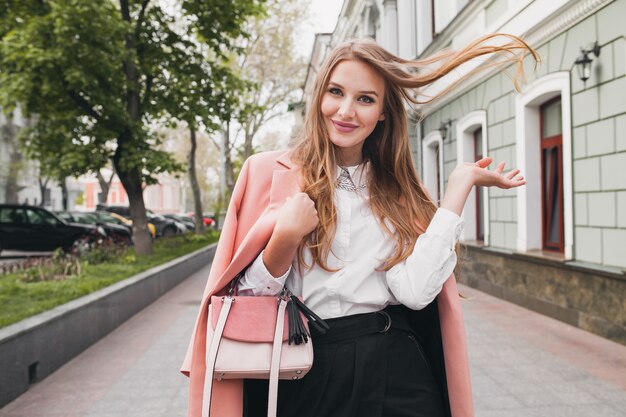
top-left (495, 161), bottom-right (506, 174)
top-left (475, 157), bottom-right (493, 168)
top-left (505, 169), bottom-right (520, 180)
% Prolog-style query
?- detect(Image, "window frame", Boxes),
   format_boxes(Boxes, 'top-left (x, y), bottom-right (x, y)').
top-left (539, 96), bottom-right (565, 253)
top-left (455, 110), bottom-right (489, 244)
top-left (515, 72), bottom-right (573, 259)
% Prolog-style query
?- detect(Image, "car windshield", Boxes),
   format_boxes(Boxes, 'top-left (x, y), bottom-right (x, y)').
top-left (73, 213), bottom-right (97, 224)
top-left (56, 212), bottom-right (73, 222)
top-left (95, 212), bottom-right (121, 224)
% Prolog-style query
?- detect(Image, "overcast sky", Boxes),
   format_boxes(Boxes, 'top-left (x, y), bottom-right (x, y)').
top-left (254, 0), bottom-right (342, 148)
top-left (300, 0), bottom-right (342, 55)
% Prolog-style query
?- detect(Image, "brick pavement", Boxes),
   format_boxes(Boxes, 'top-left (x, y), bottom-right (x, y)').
top-left (0, 261), bottom-right (624, 417)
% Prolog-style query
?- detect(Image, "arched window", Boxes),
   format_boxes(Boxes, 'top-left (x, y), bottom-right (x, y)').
top-left (515, 72), bottom-right (573, 258)
top-left (456, 111), bottom-right (489, 244)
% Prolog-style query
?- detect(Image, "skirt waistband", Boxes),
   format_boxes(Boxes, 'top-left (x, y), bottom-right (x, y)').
top-left (311, 304), bottom-right (413, 344)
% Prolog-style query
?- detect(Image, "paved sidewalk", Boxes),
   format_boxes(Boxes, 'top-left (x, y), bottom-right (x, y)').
top-left (1, 262), bottom-right (625, 417)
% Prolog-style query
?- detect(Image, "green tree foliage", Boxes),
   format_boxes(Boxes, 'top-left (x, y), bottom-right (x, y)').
top-left (0, 0), bottom-right (264, 254)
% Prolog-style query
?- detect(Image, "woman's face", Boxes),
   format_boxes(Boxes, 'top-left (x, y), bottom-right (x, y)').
top-left (320, 59), bottom-right (386, 165)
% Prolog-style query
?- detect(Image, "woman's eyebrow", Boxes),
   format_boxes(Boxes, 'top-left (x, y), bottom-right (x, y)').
top-left (328, 81), bottom-right (379, 97)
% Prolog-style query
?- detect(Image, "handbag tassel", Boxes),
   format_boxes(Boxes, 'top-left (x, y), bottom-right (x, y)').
top-left (289, 294), bottom-right (330, 336)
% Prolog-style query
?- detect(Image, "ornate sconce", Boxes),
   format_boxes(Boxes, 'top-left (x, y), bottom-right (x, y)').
top-left (438, 118), bottom-right (453, 141)
top-left (574, 41), bottom-right (601, 83)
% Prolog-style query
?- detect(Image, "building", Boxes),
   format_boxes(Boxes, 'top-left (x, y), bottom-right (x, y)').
top-left (308, 0), bottom-right (626, 344)
top-left (0, 108), bottom-right (82, 211)
top-left (0, 108), bottom-right (184, 214)
top-left (76, 169), bottom-right (184, 214)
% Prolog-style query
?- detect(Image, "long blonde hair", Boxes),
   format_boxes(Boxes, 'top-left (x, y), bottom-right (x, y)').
top-left (291, 34), bottom-right (538, 272)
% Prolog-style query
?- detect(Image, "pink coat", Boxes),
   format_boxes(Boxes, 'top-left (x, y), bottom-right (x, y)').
top-left (180, 149), bottom-right (474, 417)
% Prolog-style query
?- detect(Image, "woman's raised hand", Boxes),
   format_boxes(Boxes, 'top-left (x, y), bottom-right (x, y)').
top-left (457, 157), bottom-right (526, 189)
top-left (274, 192), bottom-right (320, 244)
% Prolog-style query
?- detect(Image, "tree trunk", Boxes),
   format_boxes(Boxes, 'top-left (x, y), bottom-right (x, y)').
top-left (1, 112), bottom-right (24, 204)
top-left (115, 163), bottom-right (152, 255)
top-left (223, 122), bottom-right (235, 198)
top-left (114, 138), bottom-right (152, 255)
top-left (243, 128), bottom-right (254, 159)
top-left (60, 177), bottom-right (68, 211)
top-left (188, 125), bottom-right (205, 234)
top-left (117, 0), bottom-right (152, 255)
top-left (96, 169), bottom-right (115, 205)
top-left (37, 176), bottom-right (49, 207)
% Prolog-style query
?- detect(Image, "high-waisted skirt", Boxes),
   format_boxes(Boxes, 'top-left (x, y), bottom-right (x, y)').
top-left (244, 304), bottom-right (447, 417)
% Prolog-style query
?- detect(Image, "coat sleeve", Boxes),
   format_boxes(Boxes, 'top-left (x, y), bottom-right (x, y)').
top-left (180, 157), bottom-right (251, 377)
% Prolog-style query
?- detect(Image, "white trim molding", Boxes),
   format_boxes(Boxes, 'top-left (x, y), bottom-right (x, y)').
top-left (422, 130), bottom-right (445, 204)
top-left (456, 110), bottom-right (490, 245)
top-left (515, 72), bottom-right (573, 259)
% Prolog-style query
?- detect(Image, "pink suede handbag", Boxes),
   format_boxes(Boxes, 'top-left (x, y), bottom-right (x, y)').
top-left (202, 289), bottom-right (316, 417)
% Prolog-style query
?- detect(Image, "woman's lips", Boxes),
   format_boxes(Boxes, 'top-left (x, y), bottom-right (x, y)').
top-left (331, 120), bottom-right (359, 133)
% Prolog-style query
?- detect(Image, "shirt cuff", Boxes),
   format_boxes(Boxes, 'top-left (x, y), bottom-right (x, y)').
top-left (426, 208), bottom-right (465, 251)
top-left (250, 249), bottom-right (291, 292)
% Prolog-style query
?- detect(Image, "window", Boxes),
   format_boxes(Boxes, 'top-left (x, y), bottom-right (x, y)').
top-left (474, 128), bottom-right (485, 242)
top-left (26, 208), bottom-right (59, 225)
top-left (422, 131), bottom-right (444, 205)
top-left (456, 110), bottom-right (489, 244)
top-left (431, 0), bottom-right (470, 35)
top-left (540, 97), bottom-right (564, 252)
top-left (515, 72), bottom-right (573, 259)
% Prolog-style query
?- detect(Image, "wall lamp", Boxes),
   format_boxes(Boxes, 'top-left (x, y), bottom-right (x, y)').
top-left (574, 41), bottom-right (601, 83)
top-left (438, 118), bottom-right (453, 141)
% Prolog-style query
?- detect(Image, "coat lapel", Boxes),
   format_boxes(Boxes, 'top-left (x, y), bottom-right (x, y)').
top-left (212, 152), bottom-right (302, 294)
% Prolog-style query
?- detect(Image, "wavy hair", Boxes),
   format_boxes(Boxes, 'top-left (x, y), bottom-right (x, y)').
top-left (291, 33), bottom-right (538, 272)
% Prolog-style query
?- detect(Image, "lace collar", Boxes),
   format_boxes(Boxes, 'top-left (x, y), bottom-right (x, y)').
top-left (334, 161), bottom-right (369, 192)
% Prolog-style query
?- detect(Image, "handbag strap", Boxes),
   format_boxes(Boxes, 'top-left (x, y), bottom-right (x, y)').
top-left (268, 298), bottom-right (288, 417)
top-left (201, 296), bottom-right (287, 417)
top-left (202, 296), bottom-right (233, 417)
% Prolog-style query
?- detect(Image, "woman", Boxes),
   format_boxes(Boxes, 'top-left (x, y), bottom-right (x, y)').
top-left (181, 34), bottom-right (537, 417)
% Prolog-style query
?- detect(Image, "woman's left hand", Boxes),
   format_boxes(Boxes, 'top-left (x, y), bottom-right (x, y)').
top-left (453, 157), bottom-right (526, 189)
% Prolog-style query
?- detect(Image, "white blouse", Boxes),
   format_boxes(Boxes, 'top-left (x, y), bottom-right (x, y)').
top-left (238, 162), bottom-right (464, 320)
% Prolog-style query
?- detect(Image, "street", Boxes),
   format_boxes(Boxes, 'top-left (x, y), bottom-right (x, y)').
top-left (0, 261), bottom-right (624, 417)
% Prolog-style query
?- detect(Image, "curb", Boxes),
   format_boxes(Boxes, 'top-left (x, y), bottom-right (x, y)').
top-left (0, 243), bottom-right (216, 408)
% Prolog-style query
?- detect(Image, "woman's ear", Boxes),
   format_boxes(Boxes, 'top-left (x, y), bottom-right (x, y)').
top-left (378, 113), bottom-right (385, 121)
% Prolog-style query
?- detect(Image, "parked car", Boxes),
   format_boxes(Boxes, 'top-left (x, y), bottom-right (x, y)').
top-left (98, 205), bottom-right (181, 237)
top-left (0, 204), bottom-right (105, 254)
top-left (94, 211), bottom-right (157, 239)
top-left (56, 211), bottom-right (132, 244)
top-left (187, 212), bottom-right (217, 229)
top-left (163, 214), bottom-right (195, 232)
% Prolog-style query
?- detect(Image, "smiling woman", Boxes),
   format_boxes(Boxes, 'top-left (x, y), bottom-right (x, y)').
top-left (182, 34), bottom-right (538, 417)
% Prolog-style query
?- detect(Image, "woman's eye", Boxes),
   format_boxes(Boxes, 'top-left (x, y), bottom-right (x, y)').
top-left (358, 96), bottom-right (375, 104)
top-left (328, 87), bottom-right (342, 96)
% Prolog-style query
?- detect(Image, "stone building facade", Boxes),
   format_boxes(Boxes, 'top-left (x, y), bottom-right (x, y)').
top-left (309, 0), bottom-right (626, 344)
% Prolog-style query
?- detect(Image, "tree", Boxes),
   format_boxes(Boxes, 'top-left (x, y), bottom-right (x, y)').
top-left (0, 0), bottom-right (264, 254)
top-left (218, 0), bottom-right (308, 198)
top-left (163, 124), bottom-right (220, 216)
top-left (96, 169), bottom-right (116, 205)
top-left (0, 110), bottom-right (25, 203)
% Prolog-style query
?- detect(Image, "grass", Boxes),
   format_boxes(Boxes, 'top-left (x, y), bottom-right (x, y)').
top-left (0, 231), bottom-right (219, 329)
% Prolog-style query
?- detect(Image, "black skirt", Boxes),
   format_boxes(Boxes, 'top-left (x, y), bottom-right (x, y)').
top-left (244, 304), bottom-right (447, 417)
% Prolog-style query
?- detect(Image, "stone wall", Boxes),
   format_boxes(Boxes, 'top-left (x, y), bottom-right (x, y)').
top-left (459, 245), bottom-right (626, 345)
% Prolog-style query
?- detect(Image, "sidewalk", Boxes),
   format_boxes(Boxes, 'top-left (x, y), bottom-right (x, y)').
top-left (0, 263), bottom-right (624, 417)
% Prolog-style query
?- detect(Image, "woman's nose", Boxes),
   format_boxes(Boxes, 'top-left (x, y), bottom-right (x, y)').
top-left (337, 99), bottom-right (355, 119)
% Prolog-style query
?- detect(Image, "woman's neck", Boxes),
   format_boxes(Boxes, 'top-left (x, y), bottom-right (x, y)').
top-left (335, 146), bottom-right (363, 167)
